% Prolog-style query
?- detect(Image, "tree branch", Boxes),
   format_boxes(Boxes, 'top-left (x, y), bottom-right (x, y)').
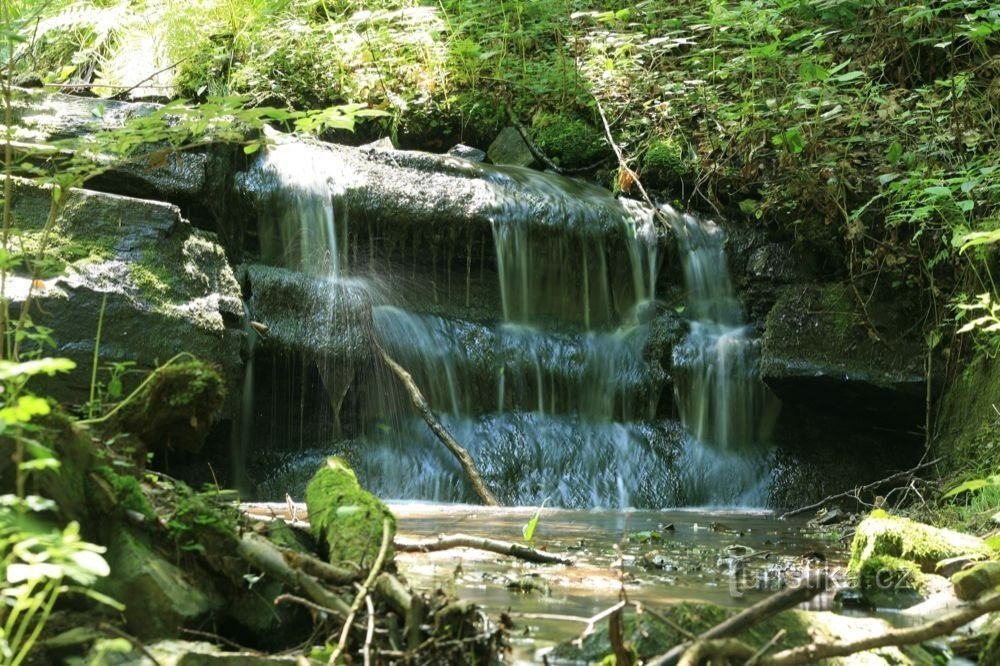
top-left (395, 533), bottom-right (572, 565)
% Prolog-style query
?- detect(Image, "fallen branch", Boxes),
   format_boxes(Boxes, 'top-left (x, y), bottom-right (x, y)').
top-left (236, 532), bottom-right (350, 618)
top-left (780, 458), bottom-right (941, 518)
top-left (374, 340), bottom-right (499, 506)
top-left (762, 589), bottom-right (1000, 666)
top-left (593, 97), bottom-right (671, 231)
top-left (646, 572), bottom-right (829, 666)
top-left (395, 533), bottom-right (572, 565)
top-left (678, 638), bottom-right (755, 666)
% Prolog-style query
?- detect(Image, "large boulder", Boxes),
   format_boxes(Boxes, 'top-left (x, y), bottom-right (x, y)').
top-left (7, 179), bottom-right (243, 418)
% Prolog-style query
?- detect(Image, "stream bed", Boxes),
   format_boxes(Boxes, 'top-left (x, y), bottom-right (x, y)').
top-left (389, 503), bottom-right (850, 663)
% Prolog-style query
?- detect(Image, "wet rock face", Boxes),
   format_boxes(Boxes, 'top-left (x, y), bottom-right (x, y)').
top-left (760, 283), bottom-right (927, 474)
top-left (8, 179), bottom-right (243, 417)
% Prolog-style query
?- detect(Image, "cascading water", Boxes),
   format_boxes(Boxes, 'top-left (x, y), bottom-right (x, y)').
top-left (241, 138), bottom-right (776, 508)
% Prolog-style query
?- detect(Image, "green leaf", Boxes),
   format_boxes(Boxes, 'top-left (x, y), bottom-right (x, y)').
top-left (0, 358), bottom-right (76, 381)
top-left (0, 395), bottom-right (52, 424)
top-left (942, 478), bottom-right (992, 500)
top-left (923, 186), bottom-right (952, 198)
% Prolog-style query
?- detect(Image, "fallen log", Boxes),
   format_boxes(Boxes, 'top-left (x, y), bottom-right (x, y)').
top-left (395, 533), bottom-right (572, 565)
top-left (374, 339), bottom-right (499, 506)
top-left (646, 572), bottom-right (829, 666)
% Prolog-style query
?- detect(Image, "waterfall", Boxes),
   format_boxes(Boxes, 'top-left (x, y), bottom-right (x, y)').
top-left (241, 139), bottom-right (776, 508)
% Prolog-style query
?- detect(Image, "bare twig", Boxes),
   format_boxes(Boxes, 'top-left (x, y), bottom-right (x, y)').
top-left (99, 623), bottom-right (162, 666)
top-left (747, 628), bottom-right (786, 665)
top-left (237, 532), bottom-right (350, 617)
top-left (395, 533), bottom-right (572, 565)
top-left (363, 594), bottom-right (375, 666)
top-left (779, 458), bottom-right (941, 518)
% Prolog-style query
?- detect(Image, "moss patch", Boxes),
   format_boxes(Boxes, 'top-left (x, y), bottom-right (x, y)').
top-left (305, 457), bottom-right (395, 570)
top-left (952, 561), bottom-right (1000, 601)
top-left (934, 354), bottom-right (1000, 481)
top-left (849, 510), bottom-right (991, 573)
top-left (641, 136), bottom-right (691, 188)
top-left (531, 112), bottom-right (605, 168)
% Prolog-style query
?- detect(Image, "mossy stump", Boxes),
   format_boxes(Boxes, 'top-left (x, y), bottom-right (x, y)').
top-left (848, 510), bottom-right (991, 573)
top-left (305, 457), bottom-right (395, 571)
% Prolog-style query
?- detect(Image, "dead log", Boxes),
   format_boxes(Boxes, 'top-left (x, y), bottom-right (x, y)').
top-left (374, 340), bottom-right (499, 506)
top-left (395, 533), bottom-right (572, 565)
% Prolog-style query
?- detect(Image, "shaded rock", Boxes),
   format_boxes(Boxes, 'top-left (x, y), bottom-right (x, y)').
top-left (9, 87), bottom-right (218, 214)
top-left (762, 284), bottom-right (927, 470)
top-left (305, 457), bottom-right (395, 570)
top-left (952, 561), bottom-right (1000, 600)
top-left (848, 511), bottom-right (991, 573)
top-left (487, 126), bottom-right (536, 167)
top-left (448, 143), bottom-right (486, 162)
top-left (8, 180), bottom-right (243, 417)
top-left (933, 354), bottom-right (1000, 481)
top-left (935, 553), bottom-right (988, 578)
top-left (242, 264), bottom-right (374, 362)
top-left (360, 136), bottom-right (396, 151)
top-left (101, 531), bottom-right (222, 640)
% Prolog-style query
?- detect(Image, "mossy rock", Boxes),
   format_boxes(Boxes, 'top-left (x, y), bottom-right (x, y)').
top-left (856, 555), bottom-right (926, 609)
top-left (934, 354), bottom-right (1000, 480)
top-left (952, 561), bottom-right (1000, 601)
top-left (112, 359), bottom-right (225, 454)
top-left (100, 530), bottom-right (221, 640)
top-left (531, 112), bottom-right (605, 169)
top-left (305, 457), bottom-right (395, 570)
top-left (848, 510), bottom-right (991, 573)
top-left (641, 136), bottom-right (691, 188)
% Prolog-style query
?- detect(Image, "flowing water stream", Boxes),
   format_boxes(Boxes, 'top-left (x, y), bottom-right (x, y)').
top-left (241, 139), bottom-right (778, 508)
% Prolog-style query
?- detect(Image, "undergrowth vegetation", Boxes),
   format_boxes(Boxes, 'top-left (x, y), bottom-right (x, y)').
top-left (18, 1), bottom-right (998, 342)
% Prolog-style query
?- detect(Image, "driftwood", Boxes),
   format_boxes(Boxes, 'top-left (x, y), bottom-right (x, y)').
top-left (395, 533), bottom-right (573, 565)
top-left (374, 340), bottom-right (499, 506)
top-left (646, 572), bottom-right (830, 666)
top-left (779, 458), bottom-right (941, 518)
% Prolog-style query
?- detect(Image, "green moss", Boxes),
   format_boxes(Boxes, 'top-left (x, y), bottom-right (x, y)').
top-left (305, 457), bottom-right (395, 570)
top-left (93, 466), bottom-right (155, 519)
top-left (641, 136), bottom-right (690, 188)
top-left (532, 112), bottom-right (605, 168)
top-left (112, 359), bottom-right (225, 454)
top-left (935, 354), bottom-right (1000, 482)
top-left (858, 555), bottom-right (925, 592)
top-left (952, 561), bottom-right (1000, 601)
top-left (849, 511), bottom-right (991, 573)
